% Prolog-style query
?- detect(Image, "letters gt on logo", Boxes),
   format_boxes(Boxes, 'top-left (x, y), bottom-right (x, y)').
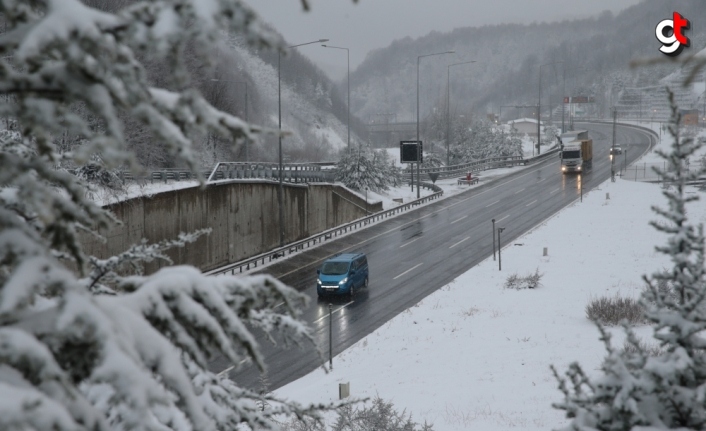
top-left (656, 12), bottom-right (690, 56)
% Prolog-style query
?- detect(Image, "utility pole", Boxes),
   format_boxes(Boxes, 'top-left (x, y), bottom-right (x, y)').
top-left (417, 50), bottom-right (455, 199)
top-left (498, 227), bottom-right (506, 271)
top-left (611, 108), bottom-right (617, 182)
top-left (492, 218), bottom-right (496, 261)
top-left (561, 66), bottom-right (566, 133)
top-left (538, 61), bottom-right (564, 155)
top-left (447, 61), bottom-right (476, 167)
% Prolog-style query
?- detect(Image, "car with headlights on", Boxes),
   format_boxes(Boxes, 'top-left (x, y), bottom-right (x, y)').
top-left (316, 253), bottom-right (369, 297)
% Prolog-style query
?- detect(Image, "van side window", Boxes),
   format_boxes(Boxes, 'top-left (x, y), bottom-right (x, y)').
top-left (362, 257), bottom-right (367, 267)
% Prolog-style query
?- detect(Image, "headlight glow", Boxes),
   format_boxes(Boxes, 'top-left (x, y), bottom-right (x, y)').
top-left (317, 279), bottom-right (322, 285)
top-left (339, 277), bottom-right (348, 285)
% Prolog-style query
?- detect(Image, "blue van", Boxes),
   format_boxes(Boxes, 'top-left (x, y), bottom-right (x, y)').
top-left (316, 253), bottom-right (369, 297)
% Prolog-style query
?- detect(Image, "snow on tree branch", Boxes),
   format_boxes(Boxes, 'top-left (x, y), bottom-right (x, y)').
top-left (0, 0), bottom-right (356, 429)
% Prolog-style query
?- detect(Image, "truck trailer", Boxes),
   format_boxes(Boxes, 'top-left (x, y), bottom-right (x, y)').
top-left (560, 130), bottom-right (592, 174)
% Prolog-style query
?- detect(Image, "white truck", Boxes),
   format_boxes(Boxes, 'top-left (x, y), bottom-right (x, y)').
top-left (559, 130), bottom-right (593, 174)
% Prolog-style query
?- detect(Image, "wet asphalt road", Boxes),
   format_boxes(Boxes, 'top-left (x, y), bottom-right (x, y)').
top-left (208, 122), bottom-right (655, 392)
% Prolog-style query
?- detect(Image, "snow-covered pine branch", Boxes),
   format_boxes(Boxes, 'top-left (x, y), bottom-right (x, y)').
top-left (552, 87), bottom-right (706, 430)
top-left (0, 0), bottom-right (353, 429)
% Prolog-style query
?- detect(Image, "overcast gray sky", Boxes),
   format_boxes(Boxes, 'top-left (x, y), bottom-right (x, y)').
top-left (248, 0), bottom-right (643, 79)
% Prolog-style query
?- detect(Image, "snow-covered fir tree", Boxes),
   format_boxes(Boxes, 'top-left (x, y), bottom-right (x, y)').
top-left (552, 89), bottom-right (706, 430)
top-left (449, 119), bottom-right (522, 164)
top-left (0, 1), bottom-right (343, 430)
top-left (422, 151), bottom-right (444, 168)
top-left (334, 144), bottom-right (398, 192)
top-left (543, 124), bottom-right (560, 148)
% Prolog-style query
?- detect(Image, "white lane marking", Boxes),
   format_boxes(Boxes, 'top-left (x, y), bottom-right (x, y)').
top-left (400, 237), bottom-right (420, 248)
top-left (275, 302), bottom-right (284, 308)
top-left (496, 214), bottom-right (510, 223)
top-left (313, 300), bottom-right (355, 324)
top-left (449, 236), bottom-right (470, 249)
top-left (450, 215), bottom-right (468, 224)
top-left (393, 263), bottom-right (423, 280)
top-left (277, 160), bottom-right (557, 279)
top-left (537, 177), bottom-right (547, 182)
top-left (485, 200), bottom-right (500, 208)
top-left (526, 200), bottom-right (538, 207)
top-left (550, 187), bottom-right (560, 194)
top-left (515, 188), bottom-right (525, 194)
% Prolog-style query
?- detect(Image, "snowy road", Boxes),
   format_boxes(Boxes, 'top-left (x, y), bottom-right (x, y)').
top-left (208, 122), bottom-right (655, 391)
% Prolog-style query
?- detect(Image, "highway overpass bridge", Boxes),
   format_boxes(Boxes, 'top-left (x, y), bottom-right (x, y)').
top-left (366, 121), bottom-right (417, 148)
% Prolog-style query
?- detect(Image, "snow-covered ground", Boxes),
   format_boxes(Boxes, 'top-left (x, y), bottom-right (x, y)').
top-left (273, 126), bottom-right (704, 430)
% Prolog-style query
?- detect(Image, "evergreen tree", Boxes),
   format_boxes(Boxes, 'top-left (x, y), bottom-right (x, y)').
top-left (422, 151), bottom-right (444, 168)
top-left (449, 119), bottom-right (523, 164)
top-left (334, 144), bottom-right (398, 192)
top-left (552, 89), bottom-right (706, 430)
top-left (0, 1), bottom-right (342, 430)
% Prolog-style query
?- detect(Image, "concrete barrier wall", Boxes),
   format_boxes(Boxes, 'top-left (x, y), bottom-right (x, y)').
top-left (80, 181), bottom-right (383, 274)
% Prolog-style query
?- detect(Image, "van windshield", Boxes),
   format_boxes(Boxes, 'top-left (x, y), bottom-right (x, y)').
top-left (321, 262), bottom-right (349, 275)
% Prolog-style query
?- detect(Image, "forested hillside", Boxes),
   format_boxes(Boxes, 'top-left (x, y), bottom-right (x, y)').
top-left (29, 0), bottom-right (363, 169)
top-left (348, 0), bottom-right (706, 124)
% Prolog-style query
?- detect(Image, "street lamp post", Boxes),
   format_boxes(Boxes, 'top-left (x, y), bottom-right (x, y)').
top-left (564, 66), bottom-right (587, 129)
top-left (492, 218), bottom-right (496, 261)
top-left (210, 79), bottom-right (249, 161)
top-left (446, 60), bottom-right (475, 167)
top-left (538, 61), bottom-right (564, 155)
top-left (418, 50), bottom-right (455, 199)
top-left (497, 227), bottom-right (506, 271)
top-left (278, 38), bottom-right (328, 247)
top-left (321, 44), bottom-right (350, 150)
top-left (561, 66), bottom-right (566, 133)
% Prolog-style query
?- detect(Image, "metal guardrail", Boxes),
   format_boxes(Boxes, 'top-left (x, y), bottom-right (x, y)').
top-left (206, 188), bottom-right (444, 276)
top-left (418, 150), bottom-right (559, 183)
top-left (111, 152), bottom-right (558, 186)
top-left (413, 155), bottom-right (525, 181)
top-left (523, 146), bottom-right (560, 164)
top-left (206, 162), bottom-right (336, 184)
top-left (109, 162), bottom-right (338, 184)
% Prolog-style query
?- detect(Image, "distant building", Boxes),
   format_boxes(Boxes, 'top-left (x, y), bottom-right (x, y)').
top-left (507, 118), bottom-right (544, 137)
top-left (680, 109), bottom-right (699, 126)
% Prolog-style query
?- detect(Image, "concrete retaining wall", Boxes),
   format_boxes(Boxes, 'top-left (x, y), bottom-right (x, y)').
top-left (81, 181), bottom-right (383, 273)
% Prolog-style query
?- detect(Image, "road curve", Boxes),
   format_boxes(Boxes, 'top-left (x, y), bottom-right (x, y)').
top-left (209, 122), bottom-right (655, 392)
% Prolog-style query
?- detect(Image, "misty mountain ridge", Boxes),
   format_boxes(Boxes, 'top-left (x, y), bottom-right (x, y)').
top-left (209, 0), bottom-right (706, 164)
top-left (346, 0), bottom-right (706, 126)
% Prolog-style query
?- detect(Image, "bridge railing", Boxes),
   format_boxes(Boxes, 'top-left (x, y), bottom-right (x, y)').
top-left (205, 188), bottom-right (444, 277)
top-left (101, 162), bottom-right (338, 184)
top-left (406, 155), bottom-right (527, 182)
top-left (206, 162), bottom-right (336, 184)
